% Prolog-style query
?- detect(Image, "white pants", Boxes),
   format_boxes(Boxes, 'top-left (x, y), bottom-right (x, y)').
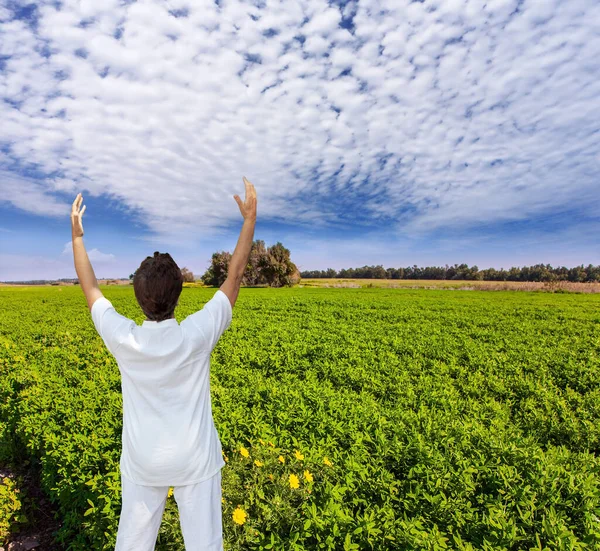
top-left (115, 469), bottom-right (224, 551)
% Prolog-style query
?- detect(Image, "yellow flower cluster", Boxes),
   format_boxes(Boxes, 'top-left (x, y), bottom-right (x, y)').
top-left (289, 473), bottom-right (299, 488)
top-left (230, 442), bottom-right (333, 472)
top-left (167, 487), bottom-right (173, 498)
top-left (227, 443), bottom-right (333, 468)
top-left (223, 442), bottom-right (332, 520)
top-left (233, 506), bottom-right (247, 525)
top-left (288, 470), bottom-right (314, 489)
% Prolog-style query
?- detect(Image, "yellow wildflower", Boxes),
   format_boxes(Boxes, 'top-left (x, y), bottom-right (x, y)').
top-left (240, 447), bottom-right (249, 458)
top-left (167, 487), bottom-right (173, 498)
top-left (323, 456), bottom-right (332, 467)
top-left (303, 470), bottom-right (313, 483)
top-left (224, 455), bottom-right (229, 463)
top-left (254, 460), bottom-right (263, 467)
top-left (221, 497), bottom-right (225, 503)
top-left (278, 455), bottom-right (285, 464)
top-left (232, 506), bottom-right (247, 525)
top-left (289, 473), bottom-right (300, 489)
top-left (268, 474), bottom-right (274, 480)
top-left (294, 450), bottom-right (304, 460)
top-left (268, 441), bottom-right (275, 447)
top-left (259, 438), bottom-right (265, 445)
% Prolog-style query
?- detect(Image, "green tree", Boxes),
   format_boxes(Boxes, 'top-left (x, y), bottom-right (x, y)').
top-left (262, 242), bottom-right (299, 287)
top-left (202, 241), bottom-right (299, 287)
top-left (180, 267), bottom-right (195, 283)
top-left (201, 251), bottom-right (232, 286)
top-left (242, 240), bottom-right (270, 286)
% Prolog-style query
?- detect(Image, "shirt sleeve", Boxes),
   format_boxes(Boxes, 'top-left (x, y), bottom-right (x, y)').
top-left (91, 296), bottom-right (134, 356)
top-left (183, 290), bottom-right (233, 351)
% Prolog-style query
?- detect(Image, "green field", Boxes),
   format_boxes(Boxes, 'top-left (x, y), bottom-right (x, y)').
top-left (1, 286), bottom-right (600, 550)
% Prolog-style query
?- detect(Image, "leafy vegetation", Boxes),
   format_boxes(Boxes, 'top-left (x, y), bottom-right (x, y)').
top-left (1, 285), bottom-right (599, 550)
top-left (0, 473), bottom-right (26, 539)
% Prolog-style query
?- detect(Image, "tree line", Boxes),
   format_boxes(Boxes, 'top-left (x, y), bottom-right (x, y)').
top-left (300, 263), bottom-right (600, 282)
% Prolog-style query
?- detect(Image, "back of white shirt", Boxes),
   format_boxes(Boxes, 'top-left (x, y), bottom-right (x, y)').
top-left (91, 289), bottom-right (232, 487)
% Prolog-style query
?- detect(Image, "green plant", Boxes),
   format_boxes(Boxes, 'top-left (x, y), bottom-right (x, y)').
top-left (0, 474), bottom-right (27, 542)
top-left (0, 286), bottom-right (599, 549)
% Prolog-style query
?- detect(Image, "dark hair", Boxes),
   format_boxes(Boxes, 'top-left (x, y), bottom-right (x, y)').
top-left (133, 252), bottom-right (183, 321)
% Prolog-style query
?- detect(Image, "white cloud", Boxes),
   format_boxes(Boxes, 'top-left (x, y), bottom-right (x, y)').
top-left (0, 0), bottom-right (598, 242)
top-left (302, 7), bottom-right (341, 36)
top-left (0, 170), bottom-right (70, 217)
top-left (61, 241), bottom-right (116, 263)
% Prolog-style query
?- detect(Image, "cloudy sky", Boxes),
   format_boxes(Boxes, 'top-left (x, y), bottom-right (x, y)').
top-left (1, 0), bottom-right (599, 281)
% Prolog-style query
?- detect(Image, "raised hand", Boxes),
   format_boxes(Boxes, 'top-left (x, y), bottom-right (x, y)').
top-left (71, 193), bottom-right (86, 238)
top-left (233, 176), bottom-right (257, 222)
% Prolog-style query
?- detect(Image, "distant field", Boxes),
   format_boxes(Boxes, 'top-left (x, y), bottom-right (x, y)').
top-left (4, 279), bottom-right (599, 293)
top-left (299, 278), bottom-right (600, 293)
top-left (1, 285), bottom-right (600, 549)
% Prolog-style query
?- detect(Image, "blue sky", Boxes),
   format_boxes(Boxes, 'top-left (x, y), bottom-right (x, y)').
top-left (1, 0), bottom-right (599, 281)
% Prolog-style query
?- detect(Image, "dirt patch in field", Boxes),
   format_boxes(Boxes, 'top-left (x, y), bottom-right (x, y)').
top-left (0, 460), bottom-right (65, 550)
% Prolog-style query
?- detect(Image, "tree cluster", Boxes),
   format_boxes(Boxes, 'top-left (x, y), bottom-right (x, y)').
top-left (180, 267), bottom-right (194, 282)
top-left (201, 240), bottom-right (300, 287)
top-left (128, 267), bottom-right (195, 283)
top-left (300, 263), bottom-right (600, 283)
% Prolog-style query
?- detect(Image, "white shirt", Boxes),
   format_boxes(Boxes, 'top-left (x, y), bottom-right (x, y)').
top-left (91, 289), bottom-right (232, 487)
